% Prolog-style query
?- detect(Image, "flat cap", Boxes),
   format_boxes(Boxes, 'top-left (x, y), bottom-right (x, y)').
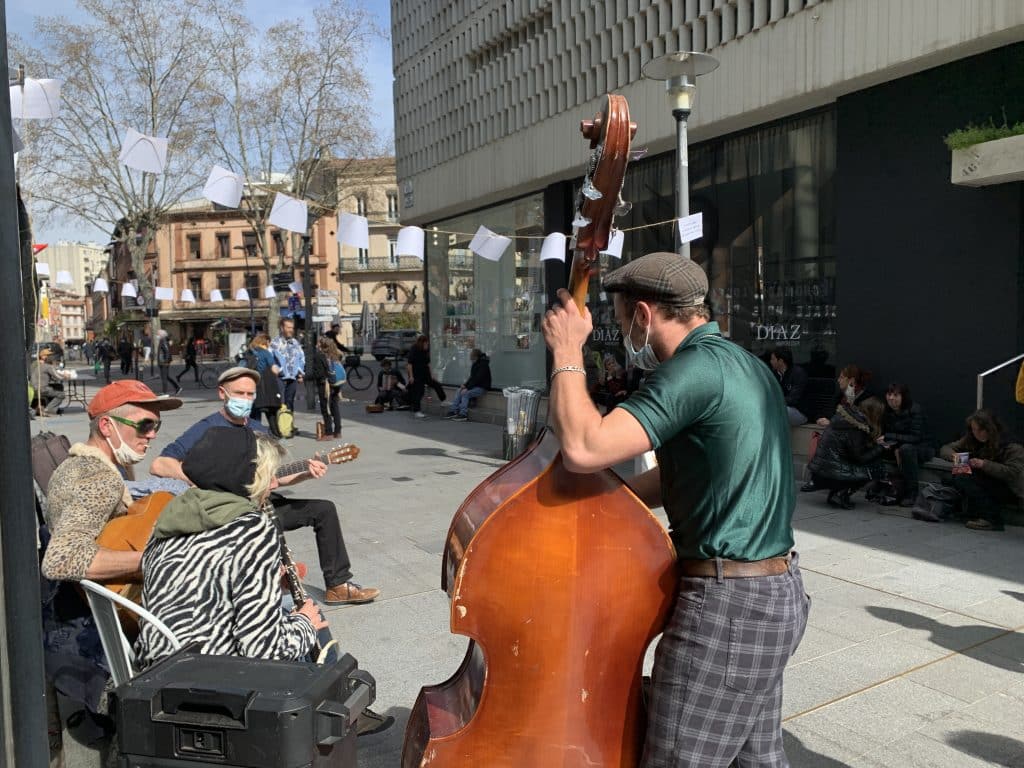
top-left (217, 366), bottom-right (260, 386)
top-left (602, 252), bottom-right (708, 307)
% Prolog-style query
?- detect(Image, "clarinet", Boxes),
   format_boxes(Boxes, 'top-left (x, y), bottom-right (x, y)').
top-left (261, 501), bottom-right (310, 607)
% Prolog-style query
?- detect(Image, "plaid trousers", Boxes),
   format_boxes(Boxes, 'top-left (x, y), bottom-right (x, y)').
top-left (642, 552), bottom-right (810, 768)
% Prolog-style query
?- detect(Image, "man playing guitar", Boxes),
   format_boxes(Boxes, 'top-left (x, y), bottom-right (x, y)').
top-left (149, 366), bottom-right (380, 606)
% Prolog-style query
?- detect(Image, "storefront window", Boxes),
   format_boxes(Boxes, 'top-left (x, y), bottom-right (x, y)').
top-left (586, 109), bottom-right (837, 379)
top-left (426, 193), bottom-right (546, 388)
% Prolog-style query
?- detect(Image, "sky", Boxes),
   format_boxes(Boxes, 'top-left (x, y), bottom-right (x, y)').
top-left (5, 0), bottom-right (396, 244)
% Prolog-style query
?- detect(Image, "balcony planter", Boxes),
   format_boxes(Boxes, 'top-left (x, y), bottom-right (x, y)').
top-left (951, 133), bottom-right (1024, 187)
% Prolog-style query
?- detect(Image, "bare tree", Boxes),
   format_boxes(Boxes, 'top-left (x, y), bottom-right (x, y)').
top-left (11, 0), bottom-right (228, 332)
top-left (205, 0), bottom-right (384, 331)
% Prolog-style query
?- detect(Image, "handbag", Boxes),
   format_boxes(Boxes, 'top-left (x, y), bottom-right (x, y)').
top-left (911, 482), bottom-right (962, 523)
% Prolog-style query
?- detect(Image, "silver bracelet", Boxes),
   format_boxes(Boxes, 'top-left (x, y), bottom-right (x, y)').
top-left (550, 365), bottom-right (586, 382)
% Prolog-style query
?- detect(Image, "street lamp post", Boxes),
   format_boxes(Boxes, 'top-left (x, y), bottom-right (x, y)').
top-left (642, 52), bottom-right (719, 259)
top-left (300, 231), bottom-right (317, 411)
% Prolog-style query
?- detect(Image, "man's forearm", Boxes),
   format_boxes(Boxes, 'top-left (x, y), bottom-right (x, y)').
top-left (85, 548), bottom-right (144, 582)
top-left (150, 456), bottom-right (189, 481)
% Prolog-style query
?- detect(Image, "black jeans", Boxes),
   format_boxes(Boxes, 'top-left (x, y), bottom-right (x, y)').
top-left (102, 359), bottom-right (112, 383)
top-left (317, 384), bottom-right (341, 435)
top-left (157, 364), bottom-right (179, 394)
top-left (180, 357), bottom-right (199, 382)
top-left (271, 494), bottom-right (352, 588)
top-left (891, 443), bottom-right (934, 498)
top-left (282, 378), bottom-right (298, 412)
top-left (252, 407), bottom-right (282, 437)
top-left (408, 376), bottom-right (445, 413)
top-left (951, 473), bottom-right (1014, 528)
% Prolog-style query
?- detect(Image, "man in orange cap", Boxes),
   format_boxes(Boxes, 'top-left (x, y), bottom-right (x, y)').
top-left (41, 380), bottom-right (182, 584)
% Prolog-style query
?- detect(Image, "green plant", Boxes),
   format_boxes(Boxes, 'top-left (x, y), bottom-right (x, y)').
top-left (380, 311), bottom-right (421, 331)
top-left (944, 116), bottom-right (1024, 151)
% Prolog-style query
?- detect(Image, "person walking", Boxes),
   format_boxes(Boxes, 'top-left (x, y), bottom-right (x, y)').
top-left (117, 335), bottom-right (133, 375)
top-left (312, 336), bottom-right (342, 439)
top-left (271, 318), bottom-right (305, 415)
top-left (95, 337), bottom-right (114, 384)
top-left (179, 335), bottom-right (201, 384)
top-left (541, 252), bottom-right (807, 768)
top-left (406, 335), bottom-right (445, 419)
top-left (155, 330), bottom-right (182, 395)
top-left (247, 334), bottom-right (283, 437)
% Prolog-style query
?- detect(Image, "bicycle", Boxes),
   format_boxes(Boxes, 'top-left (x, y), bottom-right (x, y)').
top-left (197, 357), bottom-right (231, 388)
top-left (342, 354), bottom-right (374, 391)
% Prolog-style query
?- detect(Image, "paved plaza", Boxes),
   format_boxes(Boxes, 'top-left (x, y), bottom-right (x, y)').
top-left (39, 363), bottom-right (1023, 767)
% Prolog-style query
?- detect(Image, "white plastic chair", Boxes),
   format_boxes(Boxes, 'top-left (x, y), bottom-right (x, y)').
top-left (79, 579), bottom-right (182, 687)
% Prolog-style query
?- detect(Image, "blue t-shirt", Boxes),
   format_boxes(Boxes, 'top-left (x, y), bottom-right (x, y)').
top-left (160, 411), bottom-right (268, 461)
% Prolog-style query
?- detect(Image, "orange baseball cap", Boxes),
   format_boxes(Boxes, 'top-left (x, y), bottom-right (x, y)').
top-left (87, 380), bottom-right (183, 418)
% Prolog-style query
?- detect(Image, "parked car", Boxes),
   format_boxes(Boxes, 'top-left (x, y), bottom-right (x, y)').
top-left (30, 342), bottom-right (64, 363)
top-left (371, 330), bottom-right (420, 361)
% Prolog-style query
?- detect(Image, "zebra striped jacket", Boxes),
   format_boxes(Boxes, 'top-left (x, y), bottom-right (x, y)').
top-left (135, 507), bottom-right (316, 670)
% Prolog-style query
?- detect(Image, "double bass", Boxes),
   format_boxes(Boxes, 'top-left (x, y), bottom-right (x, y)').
top-left (402, 95), bottom-right (677, 767)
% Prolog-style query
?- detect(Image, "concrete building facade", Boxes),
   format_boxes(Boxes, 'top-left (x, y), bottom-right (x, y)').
top-left (391, 0), bottom-right (1024, 439)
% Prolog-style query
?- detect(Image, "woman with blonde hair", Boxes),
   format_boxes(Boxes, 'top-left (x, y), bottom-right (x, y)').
top-left (136, 428), bottom-right (325, 668)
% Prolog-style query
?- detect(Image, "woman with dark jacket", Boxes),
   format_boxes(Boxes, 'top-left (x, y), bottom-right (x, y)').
top-left (877, 383), bottom-right (934, 507)
top-left (312, 336), bottom-right (342, 439)
top-left (406, 335), bottom-right (446, 419)
top-left (248, 334), bottom-right (283, 437)
top-left (939, 409), bottom-right (1024, 531)
top-left (807, 397), bottom-right (887, 509)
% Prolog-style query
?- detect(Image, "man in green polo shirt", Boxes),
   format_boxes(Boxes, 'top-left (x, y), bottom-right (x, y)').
top-left (542, 251), bottom-right (809, 768)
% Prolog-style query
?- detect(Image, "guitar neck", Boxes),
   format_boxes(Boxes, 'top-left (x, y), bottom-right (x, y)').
top-left (276, 458), bottom-right (310, 478)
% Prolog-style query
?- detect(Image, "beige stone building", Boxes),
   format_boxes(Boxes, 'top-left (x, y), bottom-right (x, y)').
top-left (325, 157), bottom-right (424, 349)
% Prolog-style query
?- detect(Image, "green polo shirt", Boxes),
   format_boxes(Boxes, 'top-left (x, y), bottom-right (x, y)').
top-left (618, 322), bottom-right (795, 561)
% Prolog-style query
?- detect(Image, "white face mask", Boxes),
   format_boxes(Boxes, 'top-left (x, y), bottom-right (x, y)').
top-left (623, 310), bottom-right (660, 371)
top-left (844, 384), bottom-right (857, 401)
top-left (105, 422), bottom-right (146, 466)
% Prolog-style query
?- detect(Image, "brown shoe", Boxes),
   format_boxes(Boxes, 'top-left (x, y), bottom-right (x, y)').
top-left (316, 421), bottom-right (325, 440)
top-left (324, 582), bottom-right (380, 605)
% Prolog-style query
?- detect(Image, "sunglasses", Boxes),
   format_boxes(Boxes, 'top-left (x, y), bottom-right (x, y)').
top-left (107, 414), bottom-right (162, 435)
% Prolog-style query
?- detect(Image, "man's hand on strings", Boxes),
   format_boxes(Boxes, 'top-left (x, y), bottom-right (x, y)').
top-left (542, 288), bottom-right (593, 358)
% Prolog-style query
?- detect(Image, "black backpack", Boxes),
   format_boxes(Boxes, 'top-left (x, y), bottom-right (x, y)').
top-left (30, 431), bottom-right (71, 526)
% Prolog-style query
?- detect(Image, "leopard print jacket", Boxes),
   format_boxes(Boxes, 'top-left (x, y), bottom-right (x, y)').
top-left (41, 443), bottom-right (134, 582)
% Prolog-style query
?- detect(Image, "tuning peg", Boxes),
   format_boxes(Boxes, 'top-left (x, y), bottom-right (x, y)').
top-left (572, 213), bottom-right (592, 228)
top-left (582, 179), bottom-right (603, 201)
top-left (629, 147), bottom-right (649, 161)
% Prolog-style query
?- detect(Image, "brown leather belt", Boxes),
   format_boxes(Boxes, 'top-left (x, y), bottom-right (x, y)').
top-left (678, 554), bottom-right (792, 579)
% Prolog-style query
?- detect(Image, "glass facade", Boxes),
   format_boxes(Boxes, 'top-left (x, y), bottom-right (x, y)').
top-left (586, 109), bottom-right (837, 379)
top-left (423, 108), bottom-right (837, 391)
top-left (425, 193), bottom-right (547, 389)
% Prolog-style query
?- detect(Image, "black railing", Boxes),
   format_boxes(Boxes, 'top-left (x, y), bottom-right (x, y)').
top-left (339, 255), bottom-right (423, 271)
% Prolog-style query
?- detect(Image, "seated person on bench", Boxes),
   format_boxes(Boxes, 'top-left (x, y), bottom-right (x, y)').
top-left (135, 427), bottom-right (325, 668)
top-left (375, 358), bottom-right (408, 410)
top-left (939, 409), bottom-right (1024, 532)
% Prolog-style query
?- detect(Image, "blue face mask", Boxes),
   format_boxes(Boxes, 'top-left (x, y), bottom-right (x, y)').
top-left (623, 310), bottom-right (660, 371)
top-left (225, 396), bottom-right (253, 419)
